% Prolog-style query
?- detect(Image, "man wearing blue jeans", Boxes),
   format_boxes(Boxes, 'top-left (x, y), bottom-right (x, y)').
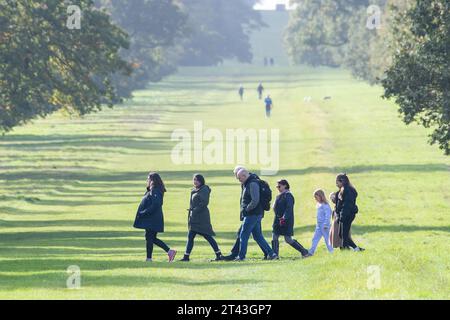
top-left (223, 167), bottom-right (269, 261)
top-left (235, 169), bottom-right (277, 261)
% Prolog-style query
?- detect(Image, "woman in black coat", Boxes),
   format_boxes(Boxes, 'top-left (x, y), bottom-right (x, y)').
top-left (335, 173), bottom-right (364, 251)
top-left (133, 172), bottom-right (177, 262)
top-left (180, 174), bottom-right (223, 261)
top-left (271, 179), bottom-right (310, 258)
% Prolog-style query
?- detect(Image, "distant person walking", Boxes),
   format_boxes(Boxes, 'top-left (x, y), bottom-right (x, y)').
top-left (223, 166), bottom-right (270, 261)
top-left (308, 189), bottom-right (333, 255)
top-left (264, 95), bottom-right (273, 118)
top-left (270, 57), bottom-right (274, 66)
top-left (257, 83), bottom-right (264, 100)
top-left (271, 179), bottom-right (310, 258)
top-left (264, 57), bottom-right (268, 66)
top-left (335, 173), bottom-right (364, 251)
top-left (133, 172), bottom-right (177, 262)
top-left (238, 85), bottom-right (244, 101)
top-left (180, 174), bottom-right (223, 262)
top-left (235, 169), bottom-right (277, 261)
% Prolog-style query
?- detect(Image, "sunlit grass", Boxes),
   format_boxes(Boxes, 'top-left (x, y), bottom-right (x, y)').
top-left (0, 66), bottom-right (449, 299)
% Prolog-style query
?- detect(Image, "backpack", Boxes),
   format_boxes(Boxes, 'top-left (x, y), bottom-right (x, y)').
top-left (257, 178), bottom-right (272, 211)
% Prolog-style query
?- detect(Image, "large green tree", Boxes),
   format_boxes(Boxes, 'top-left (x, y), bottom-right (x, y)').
top-left (285, 0), bottom-right (404, 83)
top-left (383, 0), bottom-right (450, 154)
top-left (0, 0), bottom-right (130, 131)
top-left (177, 0), bottom-right (265, 66)
top-left (286, 0), bottom-right (371, 68)
top-left (95, 0), bottom-right (187, 98)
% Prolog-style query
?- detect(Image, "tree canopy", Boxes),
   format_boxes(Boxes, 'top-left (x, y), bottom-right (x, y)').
top-left (382, 0), bottom-right (450, 154)
top-left (0, 0), bottom-right (130, 131)
top-left (177, 0), bottom-right (265, 66)
top-left (286, 0), bottom-right (449, 154)
top-left (95, 0), bottom-right (187, 98)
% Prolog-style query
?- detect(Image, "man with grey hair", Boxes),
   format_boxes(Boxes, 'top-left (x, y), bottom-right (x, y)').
top-left (233, 168), bottom-right (277, 261)
top-left (223, 166), bottom-right (270, 261)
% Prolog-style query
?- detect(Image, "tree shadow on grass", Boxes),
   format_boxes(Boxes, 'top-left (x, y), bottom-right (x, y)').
top-left (0, 271), bottom-right (273, 290)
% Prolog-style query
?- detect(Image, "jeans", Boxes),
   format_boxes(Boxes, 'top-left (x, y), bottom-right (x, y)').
top-left (145, 229), bottom-right (170, 259)
top-left (309, 224), bottom-right (333, 254)
top-left (265, 106), bottom-right (271, 117)
top-left (238, 214), bottom-right (273, 259)
top-left (230, 225), bottom-right (269, 257)
top-left (185, 230), bottom-right (220, 255)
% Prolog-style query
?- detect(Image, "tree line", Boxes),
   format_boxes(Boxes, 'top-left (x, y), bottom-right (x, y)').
top-left (286, 0), bottom-right (449, 154)
top-left (0, 0), bottom-right (263, 132)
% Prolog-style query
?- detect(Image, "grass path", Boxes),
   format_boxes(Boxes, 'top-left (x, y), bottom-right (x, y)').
top-left (0, 66), bottom-right (449, 299)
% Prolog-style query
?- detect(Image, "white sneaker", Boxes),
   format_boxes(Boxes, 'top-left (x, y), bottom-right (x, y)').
top-left (145, 258), bottom-right (153, 262)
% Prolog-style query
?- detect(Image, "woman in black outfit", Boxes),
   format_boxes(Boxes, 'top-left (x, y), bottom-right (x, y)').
top-left (180, 174), bottom-right (223, 261)
top-left (271, 179), bottom-right (310, 258)
top-left (133, 172), bottom-right (177, 262)
top-left (335, 173), bottom-right (364, 251)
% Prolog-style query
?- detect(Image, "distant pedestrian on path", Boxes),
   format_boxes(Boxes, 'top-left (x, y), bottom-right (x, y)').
top-left (264, 95), bottom-right (273, 118)
top-left (238, 85), bottom-right (244, 101)
top-left (257, 83), bottom-right (264, 100)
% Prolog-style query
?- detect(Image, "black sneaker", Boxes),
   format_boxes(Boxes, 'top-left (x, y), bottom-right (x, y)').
top-left (222, 254), bottom-right (237, 261)
top-left (267, 253), bottom-right (279, 260)
top-left (212, 254), bottom-right (225, 261)
top-left (179, 255), bottom-right (190, 262)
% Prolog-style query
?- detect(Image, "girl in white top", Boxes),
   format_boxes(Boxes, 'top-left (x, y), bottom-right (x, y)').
top-left (308, 189), bottom-right (334, 255)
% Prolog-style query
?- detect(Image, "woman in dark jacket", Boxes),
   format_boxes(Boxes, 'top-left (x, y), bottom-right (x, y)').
top-left (180, 174), bottom-right (223, 261)
top-left (133, 172), bottom-right (177, 262)
top-left (271, 179), bottom-right (310, 258)
top-left (335, 173), bottom-right (364, 251)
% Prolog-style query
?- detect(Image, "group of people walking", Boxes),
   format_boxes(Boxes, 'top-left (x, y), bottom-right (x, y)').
top-left (133, 168), bottom-right (364, 262)
top-left (238, 83), bottom-right (274, 118)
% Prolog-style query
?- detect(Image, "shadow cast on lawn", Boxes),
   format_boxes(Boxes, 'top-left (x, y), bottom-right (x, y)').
top-left (2, 163), bottom-right (447, 185)
top-left (0, 271), bottom-right (273, 290)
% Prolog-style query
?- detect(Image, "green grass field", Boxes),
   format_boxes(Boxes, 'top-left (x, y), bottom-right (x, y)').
top-left (0, 65), bottom-right (449, 299)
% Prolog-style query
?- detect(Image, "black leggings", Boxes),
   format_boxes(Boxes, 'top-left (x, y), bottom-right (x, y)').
top-left (145, 229), bottom-right (170, 259)
top-left (340, 215), bottom-right (357, 249)
top-left (185, 230), bottom-right (220, 255)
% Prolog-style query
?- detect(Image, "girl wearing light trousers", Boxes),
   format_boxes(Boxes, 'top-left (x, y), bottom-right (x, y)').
top-left (308, 189), bottom-right (334, 255)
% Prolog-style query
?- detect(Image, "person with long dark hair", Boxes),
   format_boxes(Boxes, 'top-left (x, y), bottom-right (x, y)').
top-left (271, 179), bottom-right (310, 258)
top-left (180, 174), bottom-right (224, 262)
top-left (335, 173), bottom-right (364, 251)
top-left (133, 172), bottom-right (177, 262)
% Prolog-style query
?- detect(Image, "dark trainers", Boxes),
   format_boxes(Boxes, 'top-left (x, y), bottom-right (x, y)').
top-left (222, 254), bottom-right (237, 261)
top-left (267, 253), bottom-right (279, 260)
top-left (179, 255), bottom-right (190, 262)
top-left (213, 254), bottom-right (225, 261)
